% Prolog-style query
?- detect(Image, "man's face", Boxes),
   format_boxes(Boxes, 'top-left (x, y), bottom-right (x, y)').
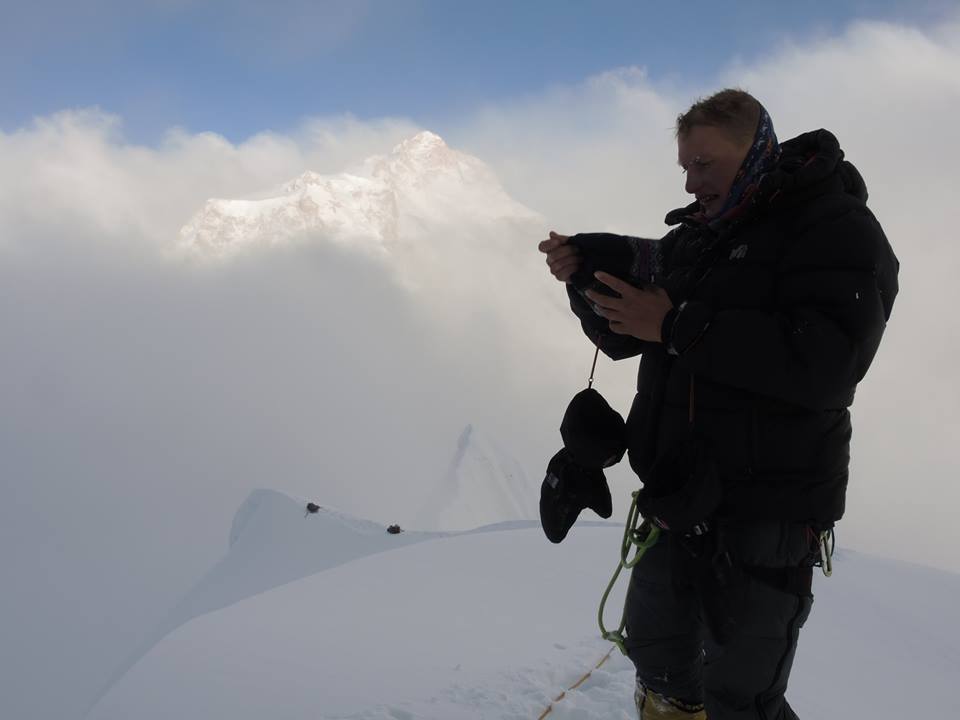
top-left (677, 124), bottom-right (750, 217)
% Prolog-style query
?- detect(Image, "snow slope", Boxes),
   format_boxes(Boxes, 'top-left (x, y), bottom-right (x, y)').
top-left (82, 489), bottom-right (444, 717)
top-left (87, 490), bottom-right (960, 720)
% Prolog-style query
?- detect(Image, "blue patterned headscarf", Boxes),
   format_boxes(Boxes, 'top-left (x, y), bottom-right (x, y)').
top-left (707, 106), bottom-right (780, 223)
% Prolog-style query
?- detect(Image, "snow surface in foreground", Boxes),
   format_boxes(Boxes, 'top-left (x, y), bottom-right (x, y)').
top-left (88, 490), bottom-right (960, 719)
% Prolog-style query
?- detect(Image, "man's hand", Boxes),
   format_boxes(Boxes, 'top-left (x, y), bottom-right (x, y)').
top-left (538, 230), bottom-right (581, 283)
top-left (585, 272), bottom-right (674, 342)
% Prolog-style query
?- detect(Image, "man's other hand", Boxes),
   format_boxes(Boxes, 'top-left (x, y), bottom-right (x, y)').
top-left (538, 230), bottom-right (581, 283)
top-left (586, 272), bottom-right (674, 343)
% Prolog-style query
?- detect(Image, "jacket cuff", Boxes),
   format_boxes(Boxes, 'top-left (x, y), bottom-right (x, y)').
top-left (665, 301), bottom-right (713, 356)
top-left (659, 307), bottom-right (679, 345)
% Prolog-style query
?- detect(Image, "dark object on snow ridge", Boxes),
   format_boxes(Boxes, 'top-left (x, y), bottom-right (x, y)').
top-left (305, 502), bottom-right (321, 514)
top-left (387, 524), bottom-right (403, 534)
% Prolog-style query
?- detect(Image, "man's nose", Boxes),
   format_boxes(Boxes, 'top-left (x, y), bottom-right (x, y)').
top-left (684, 172), bottom-right (701, 195)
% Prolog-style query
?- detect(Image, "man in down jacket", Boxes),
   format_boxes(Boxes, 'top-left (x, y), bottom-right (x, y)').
top-left (538, 88), bottom-right (898, 720)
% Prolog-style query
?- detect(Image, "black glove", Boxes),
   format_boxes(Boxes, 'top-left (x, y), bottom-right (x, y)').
top-left (637, 434), bottom-right (721, 534)
top-left (568, 233), bottom-right (656, 300)
top-left (560, 388), bottom-right (627, 469)
top-left (539, 448), bottom-right (613, 544)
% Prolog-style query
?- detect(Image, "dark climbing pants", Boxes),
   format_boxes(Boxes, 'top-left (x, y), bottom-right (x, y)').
top-left (623, 523), bottom-right (814, 720)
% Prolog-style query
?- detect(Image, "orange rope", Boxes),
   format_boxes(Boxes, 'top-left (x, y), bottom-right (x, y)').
top-left (536, 647), bottom-right (617, 720)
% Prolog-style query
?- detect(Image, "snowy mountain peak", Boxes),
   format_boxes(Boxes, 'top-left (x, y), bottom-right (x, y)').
top-left (388, 130), bottom-right (458, 172)
top-left (177, 130), bottom-right (541, 258)
top-left (392, 129), bottom-right (448, 157)
top-left (365, 130), bottom-right (480, 190)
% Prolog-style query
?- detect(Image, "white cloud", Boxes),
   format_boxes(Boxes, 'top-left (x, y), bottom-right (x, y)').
top-left (0, 110), bottom-right (423, 251)
top-left (0, 104), bottom-right (583, 719)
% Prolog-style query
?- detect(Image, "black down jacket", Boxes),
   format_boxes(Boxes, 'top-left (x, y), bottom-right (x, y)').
top-left (566, 129), bottom-right (899, 523)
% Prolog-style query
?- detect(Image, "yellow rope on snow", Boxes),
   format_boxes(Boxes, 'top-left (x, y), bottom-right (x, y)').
top-left (536, 646), bottom-right (617, 720)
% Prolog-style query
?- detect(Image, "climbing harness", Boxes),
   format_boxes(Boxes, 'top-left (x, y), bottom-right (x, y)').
top-left (598, 492), bottom-right (660, 655)
top-left (535, 646), bottom-right (617, 720)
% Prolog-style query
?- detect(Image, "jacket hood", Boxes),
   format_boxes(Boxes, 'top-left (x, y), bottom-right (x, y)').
top-left (768, 128), bottom-right (868, 203)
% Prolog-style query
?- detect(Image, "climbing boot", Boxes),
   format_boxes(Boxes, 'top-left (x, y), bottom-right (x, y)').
top-left (635, 681), bottom-right (706, 719)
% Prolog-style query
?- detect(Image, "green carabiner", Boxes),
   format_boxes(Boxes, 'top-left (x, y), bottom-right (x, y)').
top-left (598, 492), bottom-right (661, 655)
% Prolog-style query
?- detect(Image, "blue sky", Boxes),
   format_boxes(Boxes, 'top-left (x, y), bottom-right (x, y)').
top-left (2, 0), bottom-right (951, 144)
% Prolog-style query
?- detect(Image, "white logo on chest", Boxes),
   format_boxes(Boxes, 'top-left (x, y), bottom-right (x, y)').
top-left (729, 244), bottom-right (748, 260)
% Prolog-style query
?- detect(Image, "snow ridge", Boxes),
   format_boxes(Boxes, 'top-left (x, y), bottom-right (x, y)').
top-left (84, 489), bottom-right (441, 718)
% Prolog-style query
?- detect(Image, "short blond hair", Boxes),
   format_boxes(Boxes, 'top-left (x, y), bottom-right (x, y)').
top-left (675, 88), bottom-right (762, 146)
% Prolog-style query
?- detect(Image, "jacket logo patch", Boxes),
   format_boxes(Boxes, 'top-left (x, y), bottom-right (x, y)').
top-left (729, 244), bottom-right (748, 260)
